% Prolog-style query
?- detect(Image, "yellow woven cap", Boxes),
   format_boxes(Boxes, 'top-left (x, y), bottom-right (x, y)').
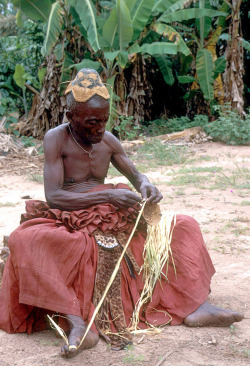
top-left (65, 68), bottom-right (110, 102)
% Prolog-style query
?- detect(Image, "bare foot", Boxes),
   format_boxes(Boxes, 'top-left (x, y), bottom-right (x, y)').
top-left (61, 314), bottom-right (99, 358)
top-left (184, 301), bottom-right (244, 327)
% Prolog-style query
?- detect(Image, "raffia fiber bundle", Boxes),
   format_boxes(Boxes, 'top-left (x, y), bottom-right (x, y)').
top-left (130, 209), bottom-right (176, 332)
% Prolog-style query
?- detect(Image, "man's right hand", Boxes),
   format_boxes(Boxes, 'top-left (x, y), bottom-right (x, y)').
top-left (108, 189), bottom-right (142, 208)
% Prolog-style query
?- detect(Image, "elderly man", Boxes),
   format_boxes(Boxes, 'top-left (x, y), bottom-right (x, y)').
top-left (0, 69), bottom-right (243, 358)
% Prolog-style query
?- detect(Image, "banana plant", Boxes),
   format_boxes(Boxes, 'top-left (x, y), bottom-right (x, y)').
top-left (173, 0), bottom-right (229, 103)
top-left (12, 0), bottom-right (100, 94)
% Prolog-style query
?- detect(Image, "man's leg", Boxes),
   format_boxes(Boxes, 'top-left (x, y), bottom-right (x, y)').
top-left (61, 315), bottom-right (99, 357)
top-left (184, 301), bottom-right (244, 327)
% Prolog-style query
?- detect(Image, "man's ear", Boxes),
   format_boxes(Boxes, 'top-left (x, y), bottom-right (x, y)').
top-left (66, 110), bottom-right (73, 122)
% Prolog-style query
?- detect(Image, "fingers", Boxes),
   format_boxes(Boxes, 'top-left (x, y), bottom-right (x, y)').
top-left (140, 185), bottom-right (148, 201)
top-left (141, 184), bottom-right (163, 204)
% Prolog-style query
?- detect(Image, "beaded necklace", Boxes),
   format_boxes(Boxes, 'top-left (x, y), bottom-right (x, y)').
top-left (68, 124), bottom-right (94, 157)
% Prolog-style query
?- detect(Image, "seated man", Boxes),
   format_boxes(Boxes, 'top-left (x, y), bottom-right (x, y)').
top-left (0, 69), bottom-right (243, 358)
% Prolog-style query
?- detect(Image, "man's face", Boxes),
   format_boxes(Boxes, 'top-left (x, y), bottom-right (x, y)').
top-left (68, 96), bottom-right (110, 144)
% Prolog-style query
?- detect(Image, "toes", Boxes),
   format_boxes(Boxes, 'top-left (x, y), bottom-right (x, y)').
top-left (233, 313), bottom-right (244, 322)
top-left (61, 344), bottom-right (69, 357)
top-left (69, 345), bottom-right (78, 356)
top-left (61, 344), bottom-right (79, 358)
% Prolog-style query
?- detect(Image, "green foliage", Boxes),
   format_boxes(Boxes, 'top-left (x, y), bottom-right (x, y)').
top-left (68, 0), bottom-right (100, 52)
top-left (154, 54), bottom-right (174, 85)
top-left (0, 17), bottom-right (44, 122)
top-left (204, 106), bottom-right (250, 145)
top-left (13, 64), bottom-right (26, 89)
top-left (143, 115), bottom-right (209, 136)
top-left (114, 115), bottom-right (140, 140)
top-left (196, 48), bottom-right (214, 100)
top-left (42, 0), bottom-right (64, 55)
top-left (12, 0), bottom-right (52, 22)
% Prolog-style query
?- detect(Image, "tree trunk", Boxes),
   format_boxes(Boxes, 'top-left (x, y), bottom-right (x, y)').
top-left (224, 0), bottom-right (245, 116)
top-left (125, 55), bottom-right (153, 125)
top-left (19, 54), bottom-right (66, 139)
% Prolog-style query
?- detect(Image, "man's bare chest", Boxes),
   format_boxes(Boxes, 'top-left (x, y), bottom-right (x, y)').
top-left (62, 142), bottom-right (112, 181)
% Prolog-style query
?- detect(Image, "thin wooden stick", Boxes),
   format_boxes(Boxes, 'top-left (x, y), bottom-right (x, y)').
top-left (154, 350), bottom-right (175, 366)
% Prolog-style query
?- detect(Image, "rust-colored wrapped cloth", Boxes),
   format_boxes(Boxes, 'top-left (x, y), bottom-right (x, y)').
top-left (0, 184), bottom-right (215, 339)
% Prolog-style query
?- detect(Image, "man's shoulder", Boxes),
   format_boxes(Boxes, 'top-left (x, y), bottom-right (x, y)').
top-left (103, 131), bottom-right (121, 145)
top-left (44, 124), bottom-right (68, 141)
top-left (102, 131), bottom-right (123, 152)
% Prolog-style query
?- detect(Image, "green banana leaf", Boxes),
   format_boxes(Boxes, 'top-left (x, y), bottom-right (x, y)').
top-left (16, 10), bottom-right (24, 28)
top-left (104, 50), bottom-right (120, 61)
top-left (154, 54), bottom-right (174, 86)
top-left (12, 0), bottom-right (53, 21)
top-left (127, 43), bottom-right (142, 54)
top-left (69, 60), bottom-right (103, 72)
top-left (70, 5), bottom-right (88, 39)
top-left (152, 0), bottom-right (193, 16)
top-left (100, 1), bottom-right (115, 10)
top-left (43, 1), bottom-right (64, 55)
top-left (141, 42), bottom-right (178, 55)
top-left (242, 38), bottom-right (250, 52)
top-left (60, 52), bottom-right (74, 94)
top-left (69, 0), bottom-right (100, 52)
top-left (196, 0), bottom-right (212, 46)
top-left (196, 48), bottom-right (214, 100)
top-left (213, 56), bottom-right (226, 80)
top-left (106, 74), bottom-right (118, 132)
top-left (127, 0), bottom-right (137, 12)
top-left (159, 8), bottom-right (227, 24)
top-left (178, 75), bottom-right (197, 83)
top-left (116, 0), bottom-right (133, 50)
top-left (13, 64), bottom-right (26, 90)
top-left (153, 23), bottom-right (191, 56)
top-left (103, 7), bottom-right (118, 48)
top-left (117, 51), bottom-right (129, 68)
top-left (132, 0), bottom-right (153, 40)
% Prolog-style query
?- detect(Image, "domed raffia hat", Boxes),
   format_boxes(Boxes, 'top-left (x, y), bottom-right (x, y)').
top-left (65, 68), bottom-right (110, 102)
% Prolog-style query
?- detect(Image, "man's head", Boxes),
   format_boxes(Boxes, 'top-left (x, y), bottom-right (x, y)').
top-left (65, 69), bottom-right (110, 144)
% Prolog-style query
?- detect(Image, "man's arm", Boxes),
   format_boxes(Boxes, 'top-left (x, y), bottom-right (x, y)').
top-left (43, 129), bottom-right (141, 210)
top-left (109, 133), bottom-right (163, 204)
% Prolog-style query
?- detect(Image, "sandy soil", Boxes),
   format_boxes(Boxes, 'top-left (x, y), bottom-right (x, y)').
top-left (0, 141), bottom-right (249, 366)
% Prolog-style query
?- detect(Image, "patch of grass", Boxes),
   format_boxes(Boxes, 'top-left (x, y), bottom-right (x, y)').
top-left (240, 201), bottom-right (250, 206)
top-left (132, 141), bottom-right (190, 170)
top-left (174, 189), bottom-right (185, 196)
top-left (177, 166), bottom-right (222, 174)
top-left (211, 162), bottom-right (250, 190)
top-left (232, 216), bottom-right (249, 223)
top-left (28, 174), bottom-right (44, 183)
top-left (0, 202), bottom-right (18, 207)
top-left (122, 345), bottom-right (145, 364)
top-left (195, 155), bottom-right (212, 162)
top-left (168, 174), bottom-right (208, 187)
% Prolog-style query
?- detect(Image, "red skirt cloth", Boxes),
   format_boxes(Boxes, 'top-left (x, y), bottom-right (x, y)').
top-left (0, 184), bottom-right (215, 334)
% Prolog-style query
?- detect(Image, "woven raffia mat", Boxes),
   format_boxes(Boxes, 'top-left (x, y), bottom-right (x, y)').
top-left (142, 202), bottom-right (161, 226)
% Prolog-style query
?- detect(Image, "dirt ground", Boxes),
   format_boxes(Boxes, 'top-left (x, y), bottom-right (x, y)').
top-left (0, 141), bottom-right (249, 366)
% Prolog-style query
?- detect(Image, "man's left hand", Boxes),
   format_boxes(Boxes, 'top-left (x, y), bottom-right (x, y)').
top-left (139, 182), bottom-right (163, 204)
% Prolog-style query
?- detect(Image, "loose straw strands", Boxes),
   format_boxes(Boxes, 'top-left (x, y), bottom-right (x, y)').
top-left (47, 200), bottom-right (147, 349)
top-left (47, 315), bottom-right (69, 347)
top-left (130, 212), bottom-right (176, 332)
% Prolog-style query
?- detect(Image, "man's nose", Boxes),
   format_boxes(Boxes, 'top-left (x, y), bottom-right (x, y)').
top-left (98, 125), bottom-right (106, 133)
